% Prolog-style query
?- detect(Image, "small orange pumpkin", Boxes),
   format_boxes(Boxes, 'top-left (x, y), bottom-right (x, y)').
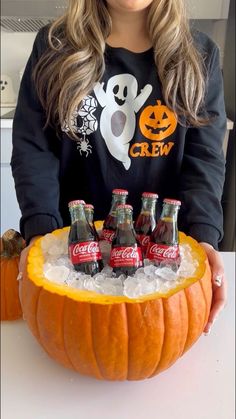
top-left (21, 227), bottom-right (212, 381)
top-left (0, 229), bottom-right (25, 320)
top-left (139, 100), bottom-right (177, 141)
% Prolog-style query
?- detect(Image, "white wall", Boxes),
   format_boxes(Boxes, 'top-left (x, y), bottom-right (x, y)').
top-left (1, 31), bottom-right (37, 99)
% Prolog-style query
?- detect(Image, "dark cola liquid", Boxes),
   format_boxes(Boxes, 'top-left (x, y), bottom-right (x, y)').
top-left (101, 213), bottom-right (117, 243)
top-left (151, 219), bottom-right (178, 245)
top-left (69, 221), bottom-right (103, 276)
top-left (104, 213), bottom-right (117, 230)
top-left (111, 224), bottom-right (143, 277)
top-left (149, 219), bottom-right (180, 270)
top-left (135, 213), bottom-right (156, 256)
top-left (135, 213), bottom-right (154, 236)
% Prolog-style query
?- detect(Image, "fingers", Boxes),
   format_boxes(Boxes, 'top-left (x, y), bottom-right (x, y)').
top-left (203, 279), bottom-right (227, 334)
top-left (17, 272), bottom-right (23, 281)
top-left (199, 243), bottom-right (228, 335)
top-left (214, 274), bottom-right (223, 287)
top-left (18, 247), bottom-right (27, 274)
top-left (204, 298), bottom-right (225, 334)
top-left (201, 243), bottom-right (225, 287)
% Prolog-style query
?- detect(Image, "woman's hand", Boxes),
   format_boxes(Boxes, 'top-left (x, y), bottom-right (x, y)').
top-left (18, 236), bottom-right (42, 306)
top-left (200, 242), bottom-right (227, 335)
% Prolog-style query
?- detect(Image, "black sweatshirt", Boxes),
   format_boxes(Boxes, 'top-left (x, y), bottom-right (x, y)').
top-left (11, 26), bottom-right (226, 249)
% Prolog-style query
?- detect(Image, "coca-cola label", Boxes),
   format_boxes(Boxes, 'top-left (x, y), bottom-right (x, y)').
top-left (146, 243), bottom-right (180, 262)
top-left (136, 234), bottom-right (150, 252)
top-left (69, 241), bottom-right (102, 264)
top-left (110, 245), bottom-right (143, 268)
top-left (101, 229), bottom-right (115, 243)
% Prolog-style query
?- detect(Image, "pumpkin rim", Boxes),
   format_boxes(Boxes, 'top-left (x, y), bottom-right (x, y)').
top-left (27, 227), bottom-right (207, 305)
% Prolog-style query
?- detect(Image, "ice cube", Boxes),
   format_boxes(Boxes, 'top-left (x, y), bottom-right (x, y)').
top-left (55, 256), bottom-right (74, 269)
top-left (124, 276), bottom-right (143, 298)
top-left (144, 258), bottom-right (153, 267)
top-left (159, 260), bottom-right (179, 272)
top-left (144, 264), bottom-right (156, 277)
top-left (134, 267), bottom-right (145, 276)
top-left (117, 274), bottom-right (126, 283)
top-left (140, 278), bottom-right (156, 295)
top-left (99, 278), bottom-right (123, 296)
top-left (41, 231), bottom-right (199, 298)
top-left (44, 265), bottom-right (70, 284)
top-left (101, 265), bottom-right (113, 277)
top-left (155, 266), bottom-right (178, 281)
top-left (41, 233), bottom-right (57, 253)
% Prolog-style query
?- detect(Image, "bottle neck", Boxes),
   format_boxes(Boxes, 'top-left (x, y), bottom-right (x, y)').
top-left (141, 198), bottom-right (157, 216)
top-left (110, 195), bottom-right (127, 215)
top-left (85, 209), bottom-right (94, 224)
top-left (69, 205), bottom-right (86, 223)
top-left (117, 209), bottom-right (133, 227)
top-left (160, 203), bottom-right (179, 222)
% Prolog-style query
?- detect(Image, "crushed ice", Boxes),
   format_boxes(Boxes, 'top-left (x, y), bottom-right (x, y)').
top-left (41, 231), bottom-right (199, 298)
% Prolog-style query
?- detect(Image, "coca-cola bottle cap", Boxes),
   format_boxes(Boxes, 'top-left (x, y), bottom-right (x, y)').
top-left (84, 204), bottom-right (94, 210)
top-left (163, 198), bottom-right (181, 206)
top-left (112, 189), bottom-right (128, 196)
top-left (117, 204), bottom-right (133, 210)
top-left (68, 200), bottom-right (85, 208)
top-left (142, 192), bottom-right (158, 199)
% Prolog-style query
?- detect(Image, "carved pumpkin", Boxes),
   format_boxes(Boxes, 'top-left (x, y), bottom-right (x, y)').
top-left (139, 100), bottom-right (177, 141)
top-left (1, 229), bottom-right (25, 320)
top-left (21, 226), bottom-right (212, 381)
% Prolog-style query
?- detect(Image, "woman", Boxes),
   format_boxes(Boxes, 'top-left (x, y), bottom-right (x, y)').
top-left (12, 0), bottom-right (227, 334)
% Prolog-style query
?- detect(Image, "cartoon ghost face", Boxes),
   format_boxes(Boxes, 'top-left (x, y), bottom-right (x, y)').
top-left (107, 75), bottom-right (138, 106)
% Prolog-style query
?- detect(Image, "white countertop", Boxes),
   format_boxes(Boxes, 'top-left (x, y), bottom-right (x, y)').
top-left (0, 119), bottom-right (14, 129)
top-left (1, 252), bottom-right (235, 419)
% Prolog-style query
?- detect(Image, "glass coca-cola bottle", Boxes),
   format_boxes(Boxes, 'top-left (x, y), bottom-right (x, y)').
top-left (68, 200), bottom-right (103, 275)
top-left (101, 189), bottom-right (128, 243)
top-left (84, 204), bottom-right (99, 241)
top-left (110, 204), bottom-right (143, 277)
top-left (146, 198), bottom-right (181, 270)
top-left (135, 192), bottom-right (158, 256)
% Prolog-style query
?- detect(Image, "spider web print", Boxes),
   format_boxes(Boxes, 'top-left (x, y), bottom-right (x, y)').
top-left (62, 95), bottom-right (99, 157)
top-left (62, 95), bottom-right (98, 137)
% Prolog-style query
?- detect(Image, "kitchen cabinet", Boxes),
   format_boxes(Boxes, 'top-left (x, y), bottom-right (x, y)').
top-left (187, 0), bottom-right (230, 19)
top-left (1, 123), bottom-right (21, 234)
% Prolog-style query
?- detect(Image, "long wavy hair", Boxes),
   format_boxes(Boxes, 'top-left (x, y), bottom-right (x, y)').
top-left (33, 0), bottom-right (209, 136)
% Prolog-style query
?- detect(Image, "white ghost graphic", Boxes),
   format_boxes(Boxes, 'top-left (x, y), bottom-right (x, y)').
top-left (94, 74), bottom-right (152, 170)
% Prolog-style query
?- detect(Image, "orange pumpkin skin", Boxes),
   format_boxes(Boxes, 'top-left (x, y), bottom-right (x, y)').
top-left (22, 229), bottom-right (212, 381)
top-left (139, 100), bottom-right (177, 142)
top-left (1, 230), bottom-right (24, 321)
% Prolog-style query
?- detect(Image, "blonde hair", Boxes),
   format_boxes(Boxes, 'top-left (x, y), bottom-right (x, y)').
top-left (34, 0), bottom-right (208, 136)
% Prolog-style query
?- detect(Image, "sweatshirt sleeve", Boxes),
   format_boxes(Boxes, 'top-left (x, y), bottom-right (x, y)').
top-left (178, 42), bottom-right (226, 249)
top-left (11, 27), bottom-right (63, 244)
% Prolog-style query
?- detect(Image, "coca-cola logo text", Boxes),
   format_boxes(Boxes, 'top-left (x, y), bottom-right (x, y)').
top-left (110, 245), bottom-right (142, 268)
top-left (148, 243), bottom-right (179, 259)
top-left (102, 229), bottom-right (115, 243)
top-left (137, 234), bottom-right (150, 247)
top-left (72, 241), bottom-right (99, 256)
top-left (111, 247), bottom-right (138, 260)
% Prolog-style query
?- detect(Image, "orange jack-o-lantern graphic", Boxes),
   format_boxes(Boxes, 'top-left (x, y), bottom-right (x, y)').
top-left (139, 100), bottom-right (177, 142)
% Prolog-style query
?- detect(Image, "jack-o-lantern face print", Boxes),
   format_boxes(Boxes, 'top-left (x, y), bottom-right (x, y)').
top-left (139, 100), bottom-right (177, 141)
